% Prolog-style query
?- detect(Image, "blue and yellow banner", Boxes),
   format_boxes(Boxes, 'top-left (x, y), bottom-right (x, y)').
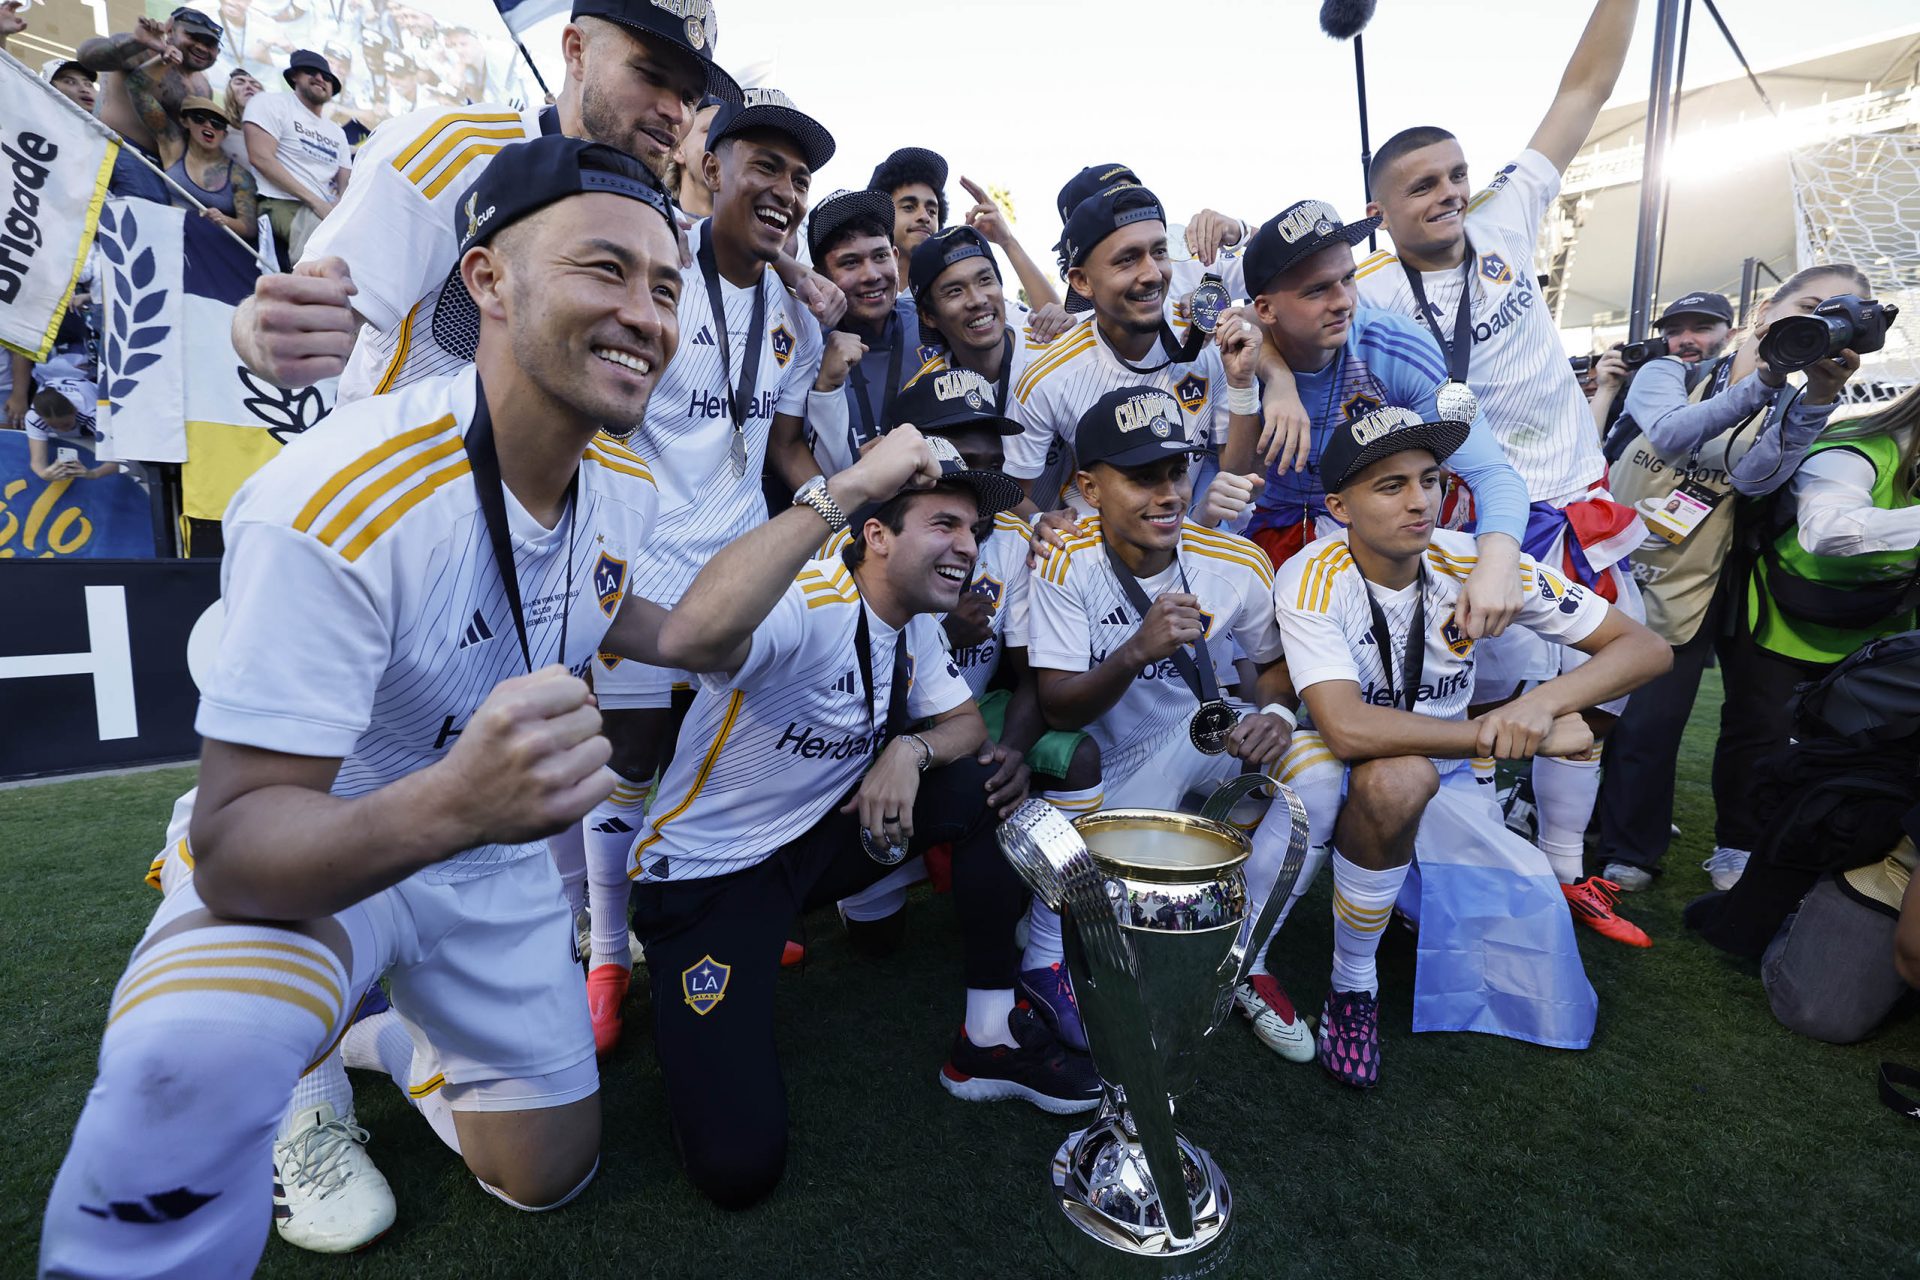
top-left (0, 433), bottom-right (152, 558)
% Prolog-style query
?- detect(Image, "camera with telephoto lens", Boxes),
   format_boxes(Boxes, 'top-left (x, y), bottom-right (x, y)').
top-left (1758, 294), bottom-right (1901, 373)
top-left (1617, 335), bottom-right (1670, 370)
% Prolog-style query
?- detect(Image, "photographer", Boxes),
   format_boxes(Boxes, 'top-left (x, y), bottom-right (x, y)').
top-left (1597, 293), bottom-right (1734, 455)
top-left (1596, 266), bottom-right (1869, 888)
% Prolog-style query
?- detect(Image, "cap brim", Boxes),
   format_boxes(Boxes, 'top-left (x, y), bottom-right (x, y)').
top-left (592, 12), bottom-right (741, 103)
top-left (1083, 437), bottom-right (1206, 471)
top-left (431, 264), bottom-right (481, 363)
top-left (922, 409), bottom-right (1022, 438)
top-left (716, 105), bottom-right (833, 171)
top-left (1325, 421), bottom-right (1472, 492)
top-left (944, 468), bottom-right (1024, 519)
top-left (1658, 309), bottom-right (1731, 325)
top-left (1249, 215), bottom-right (1381, 295)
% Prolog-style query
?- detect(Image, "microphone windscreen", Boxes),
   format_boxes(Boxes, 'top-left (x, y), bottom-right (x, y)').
top-left (1319, 0), bottom-right (1377, 39)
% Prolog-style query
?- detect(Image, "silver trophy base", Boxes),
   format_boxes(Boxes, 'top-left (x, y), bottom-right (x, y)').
top-left (1041, 1115), bottom-right (1236, 1279)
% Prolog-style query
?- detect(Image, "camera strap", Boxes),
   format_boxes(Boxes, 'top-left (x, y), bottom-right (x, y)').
top-left (1363, 566), bottom-right (1427, 712)
top-left (1400, 241), bottom-right (1475, 387)
top-left (466, 376), bottom-right (577, 675)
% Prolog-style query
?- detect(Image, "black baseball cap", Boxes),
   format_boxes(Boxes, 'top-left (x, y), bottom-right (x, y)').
top-left (806, 187), bottom-right (894, 263)
top-left (42, 57), bottom-right (95, 84)
top-left (1243, 199), bottom-right (1380, 297)
top-left (891, 367), bottom-right (1019, 437)
top-left (1656, 291), bottom-right (1734, 326)
top-left (569, 0), bottom-right (740, 102)
top-left (433, 137), bottom-right (675, 361)
top-left (170, 6), bottom-right (222, 38)
top-left (1060, 183), bottom-right (1165, 272)
top-left (283, 49), bottom-right (342, 95)
top-left (1074, 386), bottom-right (1202, 471)
top-left (708, 87), bottom-right (834, 173)
top-left (1318, 405), bottom-right (1471, 494)
top-left (854, 434), bottom-right (1023, 531)
top-left (908, 225), bottom-right (999, 303)
top-left (1055, 162), bottom-right (1140, 224)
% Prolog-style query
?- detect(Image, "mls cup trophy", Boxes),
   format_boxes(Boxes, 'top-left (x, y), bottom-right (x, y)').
top-left (997, 777), bottom-right (1308, 1278)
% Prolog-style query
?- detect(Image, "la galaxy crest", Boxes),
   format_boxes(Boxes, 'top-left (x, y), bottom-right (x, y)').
top-left (1196, 607), bottom-right (1216, 638)
top-left (1440, 608), bottom-right (1473, 658)
top-left (771, 322), bottom-right (795, 368)
top-left (1342, 391), bottom-right (1383, 421)
top-left (1478, 252), bottom-right (1514, 286)
top-left (682, 955), bottom-right (730, 1015)
top-left (973, 571), bottom-right (1004, 607)
top-left (593, 551), bottom-right (627, 617)
top-left (1174, 373), bottom-right (1209, 414)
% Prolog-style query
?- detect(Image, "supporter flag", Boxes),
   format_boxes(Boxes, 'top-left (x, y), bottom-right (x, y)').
top-left (0, 50), bottom-right (118, 363)
top-left (494, 0), bottom-right (570, 38)
top-left (95, 200), bottom-right (188, 464)
top-left (0, 432), bottom-right (153, 558)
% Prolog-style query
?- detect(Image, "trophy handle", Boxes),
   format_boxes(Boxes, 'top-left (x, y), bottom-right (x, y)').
top-left (1214, 781), bottom-right (1311, 995)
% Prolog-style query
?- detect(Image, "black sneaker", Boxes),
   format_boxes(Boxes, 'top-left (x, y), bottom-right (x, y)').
top-left (939, 1006), bottom-right (1100, 1114)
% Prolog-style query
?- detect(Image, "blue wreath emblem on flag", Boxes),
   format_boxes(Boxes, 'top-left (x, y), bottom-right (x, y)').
top-left (93, 204), bottom-right (169, 411)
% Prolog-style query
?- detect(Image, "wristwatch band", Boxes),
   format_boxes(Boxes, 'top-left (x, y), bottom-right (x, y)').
top-left (793, 476), bottom-right (847, 532)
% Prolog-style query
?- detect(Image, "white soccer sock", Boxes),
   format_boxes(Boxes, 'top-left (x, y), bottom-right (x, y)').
top-left (343, 1007), bottom-right (462, 1155)
top-left (965, 987), bottom-right (1019, 1049)
top-left (1020, 785), bottom-right (1101, 970)
top-left (1330, 851), bottom-right (1410, 997)
top-left (584, 771), bottom-right (648, 969)
top-left (838, 857), bottom-right (927, 922)
top-left (279, 1046), bottom-right (356, 1139)
top-left (548, 820), bottom-right (587, 919)
top-left (1533, 749), bottom-right (1602, 885)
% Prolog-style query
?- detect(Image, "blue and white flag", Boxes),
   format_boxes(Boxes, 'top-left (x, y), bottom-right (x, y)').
top-left (493, 0), bottom-right (570, 38)
top-left (95, 200), bottom-right (186, 464)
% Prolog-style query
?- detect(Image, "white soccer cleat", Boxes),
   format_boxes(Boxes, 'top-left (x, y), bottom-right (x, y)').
top-left (1702, 847), bottom-right (1751, 892)
top-left (1234, 976), bottom-right (1316, 1063)
top-left (272, 1102), bottom-right (396, 1254)
top-left (1601, 862), bottom-right (1654, 892)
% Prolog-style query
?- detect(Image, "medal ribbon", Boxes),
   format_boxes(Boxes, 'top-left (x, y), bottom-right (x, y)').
top-left (695, 226), bottom-right (769, 468)
top-left (466, 375), bottom-right (577, 676)
top-left (1399, 241), bottom-right (1476, 390)
top-left (1102, 542), bottom-right (1222, 710)
top-left (853, 601), bottom-right (910, 743)
top-left (845, 319), bottom-right (907, 451)
top-left (1363, 566), bottom-right (1427, 713)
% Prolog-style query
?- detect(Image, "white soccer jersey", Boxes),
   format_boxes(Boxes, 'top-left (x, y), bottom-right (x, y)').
top-left (1354, 150), bottom-right (1601, 506)
top-left (198, 366), bottom-right (659, 883)
top-left (952, 511), bottom-right (1035, 698)
top-left (302, 104), bottom-right (546, 405)
top-left (1028, 519), bottom-right (1283, 784)
top-left (902, 301), bottom-right (1041, 410)
top-left (1007, 312), bottom-right (1228, 513)
top-left (618, 218), bottom-right (823, 609)
top-left (628, 555), bottom-right (973, 882)
top-left (1275, 527), bottom-right (1608, 740)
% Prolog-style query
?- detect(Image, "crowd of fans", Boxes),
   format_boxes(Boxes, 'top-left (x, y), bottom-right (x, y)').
top-left (11, 0), bottom-right (1918, 1273)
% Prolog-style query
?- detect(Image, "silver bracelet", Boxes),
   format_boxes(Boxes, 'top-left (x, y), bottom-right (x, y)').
top-left (903, 732), bottom-right (934, 771)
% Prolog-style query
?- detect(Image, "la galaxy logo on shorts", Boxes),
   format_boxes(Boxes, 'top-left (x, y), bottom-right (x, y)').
top-left (771, 323), bottom-right (795, 368)
top-left (1174, 372), bottom-right (1209, 414)
top-left (681, 955), bottom-right (730, 1015)
top-left (593, 551), bottom-right (627, 617)
top-left (1440, 607), bottom-right (1473, 657)
top-left (1478, 252), bottom-right (1514, 286)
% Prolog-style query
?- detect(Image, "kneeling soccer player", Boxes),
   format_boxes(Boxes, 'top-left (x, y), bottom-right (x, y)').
top-left (40, 135), bottom-right (944, 1279)
top-left (1267, 407), bottom-right (1670, 1088)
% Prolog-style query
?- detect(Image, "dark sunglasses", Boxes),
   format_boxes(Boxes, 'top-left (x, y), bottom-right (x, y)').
top-left (184, 112), bottom-right (228, 131)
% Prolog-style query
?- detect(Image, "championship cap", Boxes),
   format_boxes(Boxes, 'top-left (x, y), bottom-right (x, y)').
top-left (1243, 199), bottom-right (1380, 297)
top-left (806, 187), bottom-right (894, 263)
top-left (281, 49), bottom-right (342, 95)
top-left (433, 137), bottom-right (675, 361)
top-left (908, 225), bottom-right (1000, 303)
top-left (707, 87), bottom-right (834, 172)
top-left (1055, 162), bottom-right (1140, 224)
top-left (1318, 405), bottom-right (1471, 494)
top-left (1656, 291), bottom-right (1734, 326)
top-left (568, 0), bottom-right (740, 102)
top-left (42, 57), bottom-right (95, 84)
top-left (889, 368), bottom-right (1019, 437)
top-left (850, 433), bottom-right (1023, 535)
top-left (1060, 184), bottom-right (1165, 272)
top-left (1073, 386), bottom-right (1202, 471)
top-left (170, 6), bottom-right (222, 38)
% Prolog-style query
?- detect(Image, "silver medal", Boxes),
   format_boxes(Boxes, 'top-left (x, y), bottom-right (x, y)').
top-left (1189, 700), bottom-right (1240, 755)
top-left (1188, 275), bottom-right (1230, 335)
top-left (1435, 379), bottom-right (1479, 424)
top-left (730, 428), bottom-right (747, 477)
top-left (860, 827), bottom-right (908, 867)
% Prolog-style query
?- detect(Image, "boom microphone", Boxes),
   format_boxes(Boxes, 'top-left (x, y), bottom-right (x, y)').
top-left (1318, 0), bottom-right (1377, 39)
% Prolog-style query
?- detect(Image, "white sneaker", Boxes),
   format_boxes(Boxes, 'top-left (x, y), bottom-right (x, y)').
top-left (1234, 976), bottom-right (1315, 1063)
top-left (1601, 862), bottom-right (1654, 892)
top-left (572, 911), bottom-right (645, 968)
top-left (272, 1102), bottom-right (396, 1254)
top-left (1703, 847), bottom-right (1751, 892)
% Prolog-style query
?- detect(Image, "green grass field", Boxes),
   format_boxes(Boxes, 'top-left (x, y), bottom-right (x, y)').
top-left (8, 672), bottom-right (1920, 1279)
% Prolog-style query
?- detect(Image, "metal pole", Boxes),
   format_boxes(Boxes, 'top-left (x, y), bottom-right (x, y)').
top-left (1627, 0), bottom-right (1685, 342)
top-left (515, 41), bottom-right (551, 97)
top-left (1354, 33), bottom-right (1376, 251)
top-left (1737, 255), bottom-right (1759, 326)
top-left (1651, 0), bottom-right (1694, 306)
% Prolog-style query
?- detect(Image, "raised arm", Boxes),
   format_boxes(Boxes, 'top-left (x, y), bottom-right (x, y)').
top-left (959, 176), bottom-right (1060, 308)
top-left (79, 20), bottom-right (180, 73)
top-left (1527, 0), bottom-right (1642, 173)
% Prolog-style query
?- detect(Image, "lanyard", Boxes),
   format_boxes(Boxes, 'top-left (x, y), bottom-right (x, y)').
top-left (1400, 243), bottom-right (1476, 387)
top-left (1109, 318), bottom-right (1201, 376)
top-left (845, 319), bottom-right (907, 449)
top-left (853, 604), bottom-right (910, 741)
top-left (1102, 542), bottom-right (1222, 708)
top-left (695, 227), bottom-right (768, 462)
top-left (1364, 567), bottom-right (1427, 713)
top-left (990, 328), bottom-right (1015, 411)
top-left (465, 377), bottom-right (577, 674)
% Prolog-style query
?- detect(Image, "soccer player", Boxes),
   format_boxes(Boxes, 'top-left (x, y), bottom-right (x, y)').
top-left (579, 88), bottom-right (831, 1055)
top-left (904, 225), bottom-right (1064, 409)
top-left (1351, 0), bottom-right (1648, 908)
top-left (869, 145), bottom-right (948, 258)
top-left (1053, 162), bottom-right (1252, 308)
top-left (40, 135), bottom-right (942, 1278)
top-left (627, 435), bottom-right (1095, 1211)
top-left (1270, 407), bottom-right (1670, 1087)
top-left (1009, 183), bottom-right (1256, 516)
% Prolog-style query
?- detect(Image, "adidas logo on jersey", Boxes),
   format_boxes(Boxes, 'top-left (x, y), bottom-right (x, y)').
top-left (829, 670), bottom-right (858, 695)
top-left (1099, 606), bottom-right (1131, 628)
top-left (692, 325), bottom-right (716, 346)
top-left (592, 816), bottom-right (635, 835)
top-left (457, 610), bottom-right (494, 649)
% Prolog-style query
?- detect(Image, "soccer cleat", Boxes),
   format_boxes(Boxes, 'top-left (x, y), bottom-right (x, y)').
top-left (1501, 775), bottom-right (1538, 842)
top-left (939, 1007), bottom-right (1100, 1114)
top-left (272, 1102), bottom-right (395, 1254)
top-left (1562, 876), bottom-right (1652, 947)
top-left (587, 963), bottom-right (630, 1057)
top-left (1018, 963), bottom-right (1088, 1052)
top-left (1234, 975), bottom-right (1315, 1063)
top-left (1317, 989), bottom-right (1382, 1089)
top-left (1703, 847), bottom-right (1751, 892)
top-left (781, 939), bottom-right (806, 967)
top-left (1601, 861), bottom-right (1654, 892)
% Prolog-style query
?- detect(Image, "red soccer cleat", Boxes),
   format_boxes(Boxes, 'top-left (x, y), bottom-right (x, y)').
top-left (1562, 876), bottom-right (1653, 948)
top-left (587, 963), bottom-right (630, 1057)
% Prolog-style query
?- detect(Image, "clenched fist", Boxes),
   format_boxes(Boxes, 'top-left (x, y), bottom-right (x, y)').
top-left (438, 667), bottom-right (615, 847)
